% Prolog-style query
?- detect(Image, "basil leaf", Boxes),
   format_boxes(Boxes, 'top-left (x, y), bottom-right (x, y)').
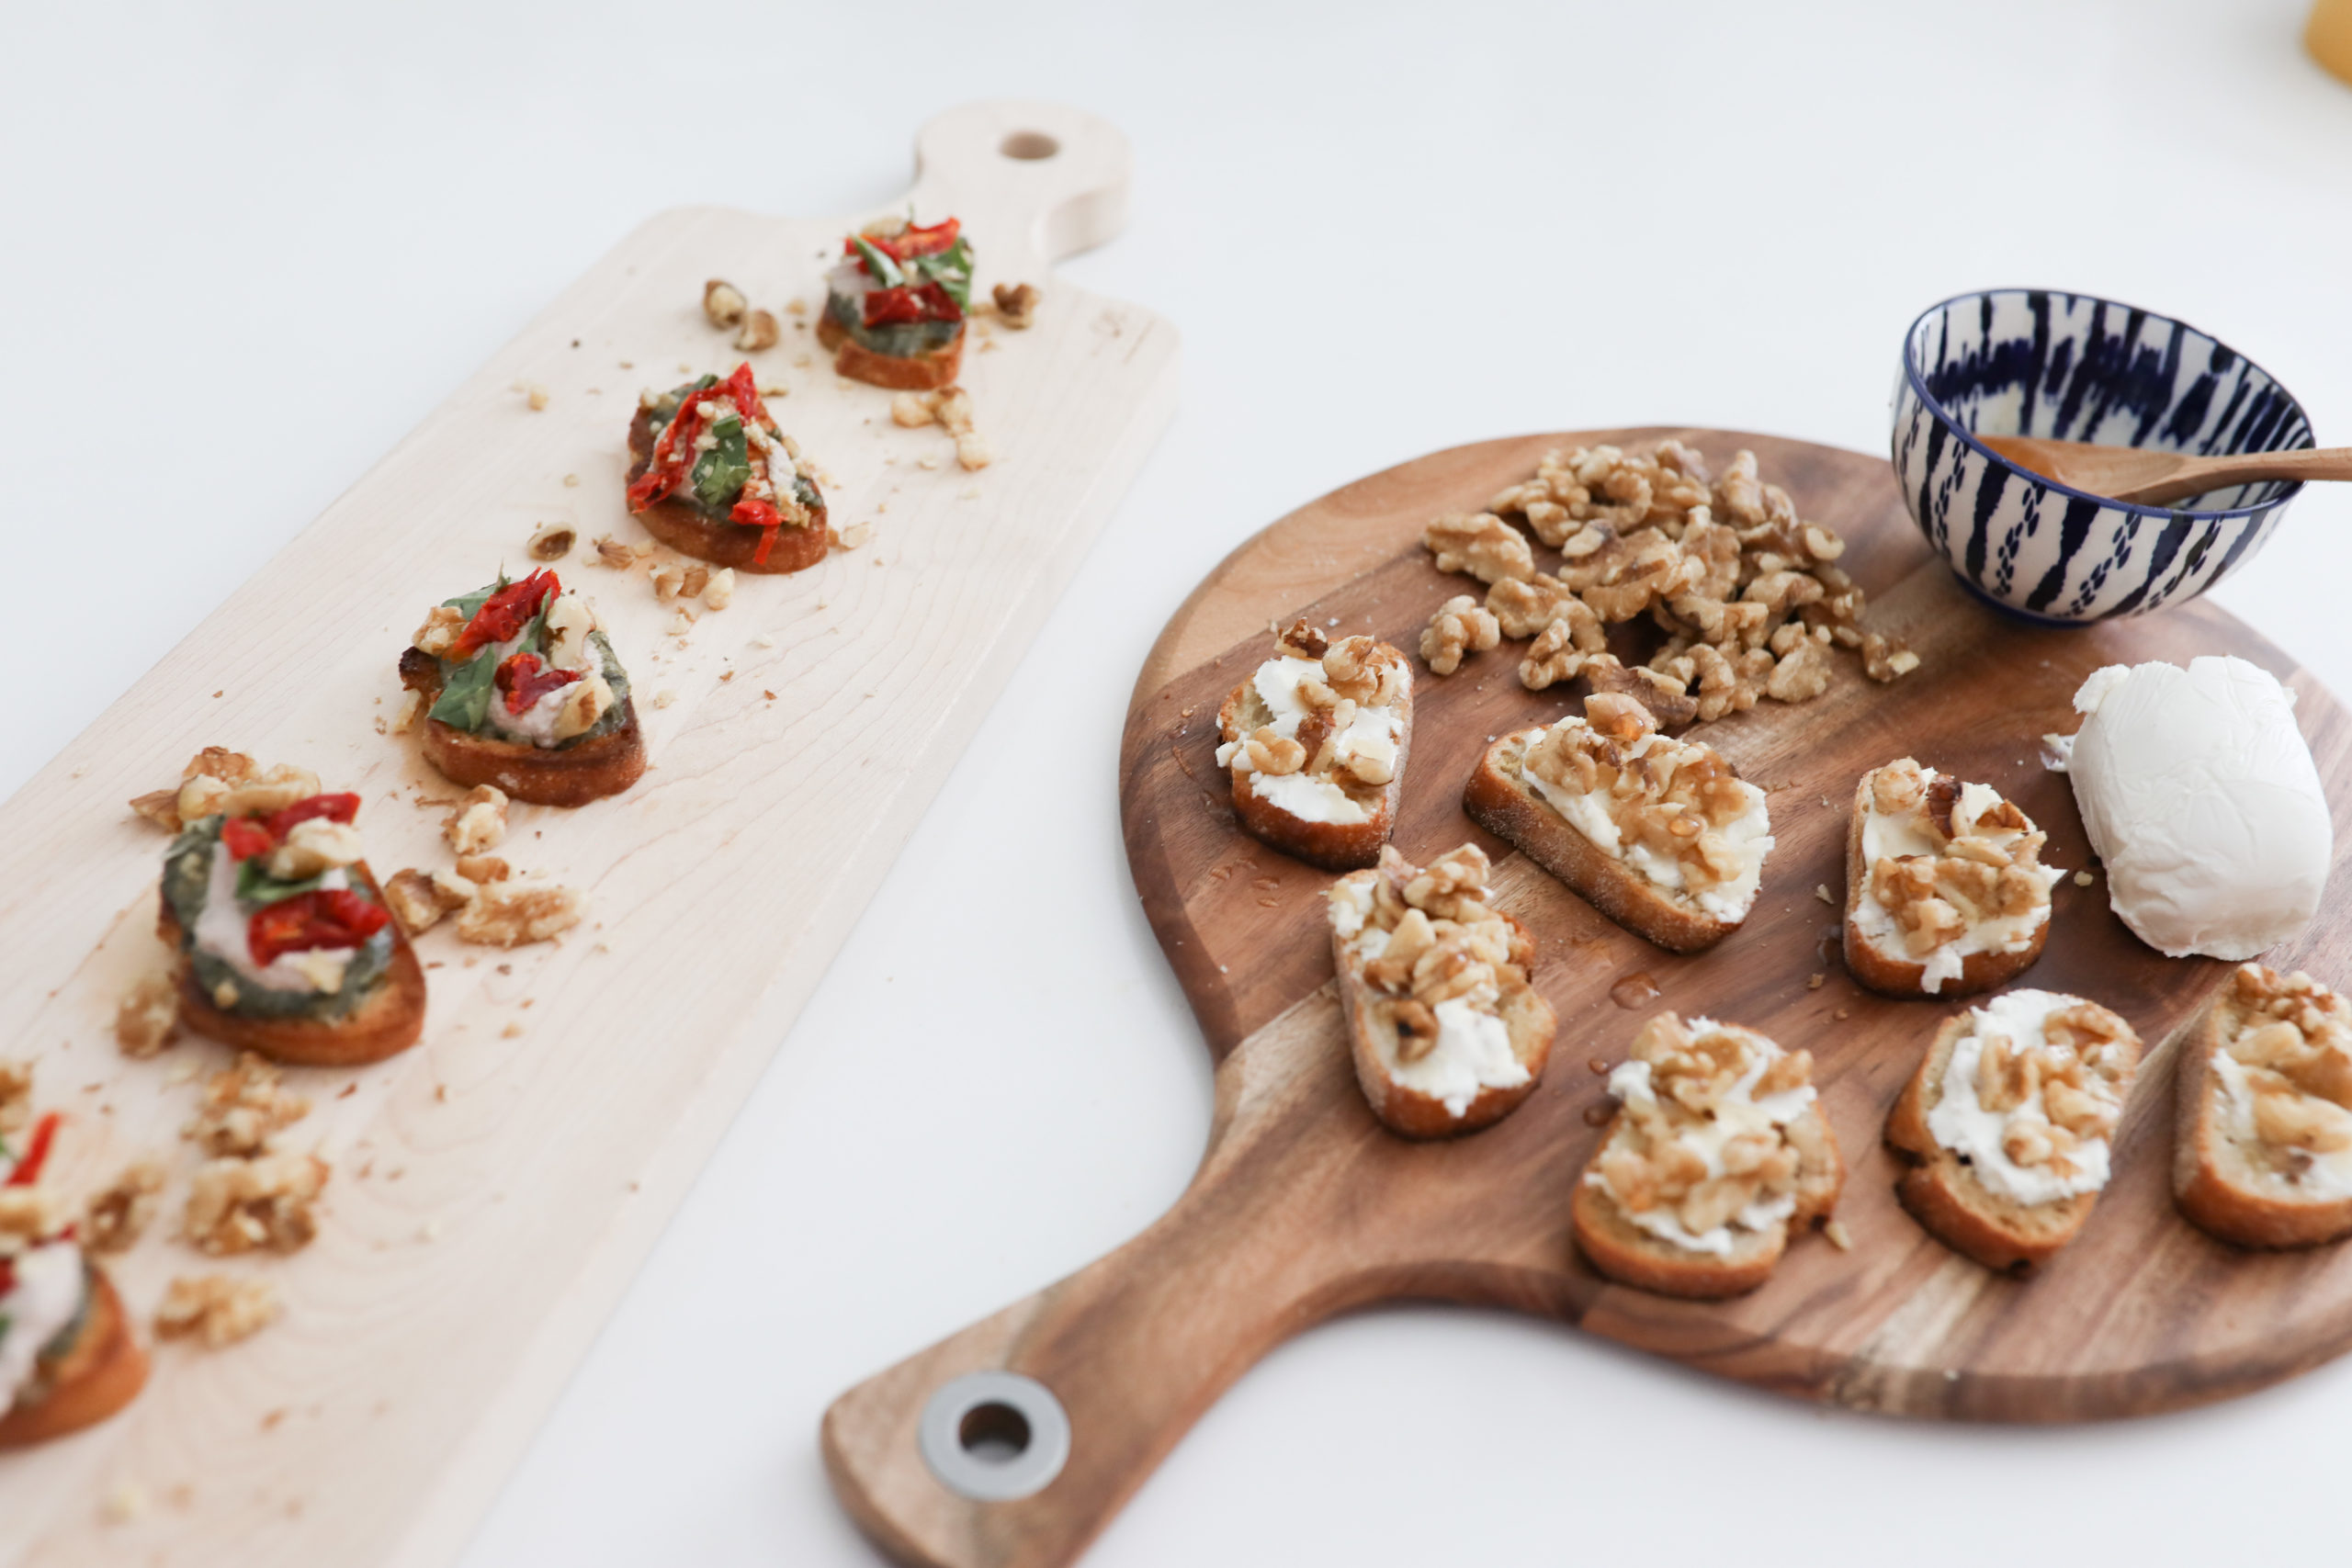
top-left (915, 236), bottom-right (974, 310)
top-left (647, 375), bottom-right (718, 426)
top-left (850, 234), bottom-right (904, 288)
top-left (689, 412), bottom-right (752, 512)
top-left (442, 573), bottom-right (509, 621)
top-left (236, 857), bottom-right (330, 907)
top-left (430, 648), bottom-right (498, 732)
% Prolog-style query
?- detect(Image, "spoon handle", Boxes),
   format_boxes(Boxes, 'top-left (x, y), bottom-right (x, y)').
top-left (2121, 446), bottom-right (2352, 506)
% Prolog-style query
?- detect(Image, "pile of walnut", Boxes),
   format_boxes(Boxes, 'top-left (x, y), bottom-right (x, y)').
top-left (1418, 442), bottom-right (1917, 723)
top-left (1971, 1005), bottom-right (2129, 1176)
top-left (1527, 694), bottom-right (1755, 897)
top-left (2222, 965), bottom-right (2352, 1162)
top-left (891, 385), bottom-right (994, 472)
top-left (383, 784), bottom-right (585, 949)
top-left (1598, 1015), bottom-right (1815, 1234)
top-left (1232, 622), bottom-right (1408, 791)
top-left (1355, 844), bottom-right (1535, 1061)
top-left (701, 277), bottom-right (782, 354)
top-left (1865, 761), bottom-right (2052, 958)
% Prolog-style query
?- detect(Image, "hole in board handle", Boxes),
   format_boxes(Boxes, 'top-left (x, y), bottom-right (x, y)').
top-left (958, 1401), bottom-right (1032, 1462)
top-left (918, 1371), bottom-right (1070, 1501)
top-left (1000, 130), bottom-right (1060, 161)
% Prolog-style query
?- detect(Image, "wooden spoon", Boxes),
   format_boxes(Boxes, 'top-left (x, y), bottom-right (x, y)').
top-left (1978, 433), bottom-right (2352, 507)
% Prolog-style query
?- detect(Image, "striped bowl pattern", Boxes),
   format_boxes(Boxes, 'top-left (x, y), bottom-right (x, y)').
top-left (1892, 289), bottom-right (2310, 623)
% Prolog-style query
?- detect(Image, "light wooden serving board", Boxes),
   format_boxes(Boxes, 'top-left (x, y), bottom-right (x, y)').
top-left (0, 102), bottom-right (1176, 1568)
top-left (822, 429), bottom-right (2352, 1568)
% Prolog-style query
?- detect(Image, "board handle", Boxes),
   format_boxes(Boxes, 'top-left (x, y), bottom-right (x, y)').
top-left (902, 101), bottom-right (1133, 282)
top-left (821, 1031), bottom-right (1384, 1568)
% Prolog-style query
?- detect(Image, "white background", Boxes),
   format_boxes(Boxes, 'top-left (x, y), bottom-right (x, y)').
top-left (8, 2), bottom-right (2352, 1562)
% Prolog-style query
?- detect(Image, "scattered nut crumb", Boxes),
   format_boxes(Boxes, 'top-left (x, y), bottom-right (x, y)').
top-left (115, 975), bottom-right (180, 1059)
top-left (1815, 884), bottom-right (1834, 905)
top-left (702, 278), bottom-right (747, 328)
top-left (500, 1022), bottom-right (524, 1040)
top-left (454, 854), bottom-right (511, 884)
top-left (890, 392), bottom-right (935, 428)
top-left (591, 536), bottom-right (635, 569)
top-left (1824, 1219), bottom-right (1853, 1251)
top-left (84, 1160), bottom-right (166, 1255)
top-left (525, 383), bottom-right (548, 412)
top-left (445, 785), bottom-right (508, 855)
top-left (832, 521), bottom-right (872, 550)
top-left (128, 788), bottom-right (182, 831)
top-left (650, 690), bottom-right (677, 709)
top-left (2074, 869), bottom-right (2095, 887)
top-left (785, 298), bottom-right (808, 316)
top-left (703, 567), bottom-right (735, 611)
top-left (102, 1480), bottom-right (148, 1524)
top-left (390, 688), bottom-right (424, 735)
top-left (185, 1153), bottom-right (327, 1256)
top-left (734, 309), bottom-right (780, 352)
top-left (992, 282), bottom-right (1039, 329)
top-left (186, 1053), bottom-right (309, 1157)
top-left (562, 473), bottom-right (580, 488)
top-left (457, 880), bottom-right (584, 948)
top-left (1807, 973), bottom-right (1826, 990)
top-left (156, 1274), bottom-right (280, 1348)
top-left (650, 563), bottom-right (687, 601)
top-left (527, 523), bottom-right (575, 562)
top-left (383, 868), bottom-right (446, 935)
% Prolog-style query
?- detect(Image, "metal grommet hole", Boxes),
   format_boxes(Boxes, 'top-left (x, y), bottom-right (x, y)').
top-left (1000, 130), bottom-right (1060, 161)
top-left (918, 1371), bottom-right (1070, 1501)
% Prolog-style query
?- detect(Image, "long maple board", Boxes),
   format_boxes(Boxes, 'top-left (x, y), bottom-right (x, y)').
top-left (0, 101), bottom-right (1176, 1568)
top-left (822, 429), bottom-right (2352, 1568)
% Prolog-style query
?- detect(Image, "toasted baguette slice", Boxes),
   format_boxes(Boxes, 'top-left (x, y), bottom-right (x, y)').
top-left (1464, 728), bottom-right (1744, 953)
top-left (1216, 627), bottom-right (1413, 874)
top-left (625, 407), bottom-right (831, 574)
top-left (1571, 1013), bottom-right (1843, 1299)
top-left (1885, 998), bottom-right (2142, 1273)
top-left (398, 647), bottom-right (648, 807)
top-left (0, 1269), bottom-right (148, 1448)
top-left (1329, 849), bottom-right (1556, 1138)
top-left (817, 312), bottom-right (964, 390)
top-left (1842, 761), bottom-right (2054, 999)
top-left (2175, 965), bottom-right (2352, 1248)
top-left (160, 861), bottom-right (426, 1067)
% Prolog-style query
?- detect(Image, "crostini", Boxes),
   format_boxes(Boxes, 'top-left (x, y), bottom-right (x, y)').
top-left (157, 774), bottom-right (425, 1066)
top-left (1884, 990), bottom-right (2141, 1273)
top-left (1843, 759), bottom-right (2062, 999)
top-left (1328, 844), bottom-right (1556, 1138)
top-left (1573, 1012), bottom-right (1843, 1299)
top-left (398, 569), bottom-right (647, 807)
top-left (1215, 620), bottom-right (1413, 873)
top-left (1464, 693), bottom-right (1772, 953)
top-left (818, 215), bottom-right (973, 390)
top-left (2176, 964), bottom-right (2352, 1248)
top-left (0, 1111), bottom-right (149, 1447)
top-left (626, 362), bottom-right (829, 572)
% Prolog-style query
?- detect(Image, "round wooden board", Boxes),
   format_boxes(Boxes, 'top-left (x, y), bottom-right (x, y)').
top-left (822, 430), bottom-right (2352, 1568)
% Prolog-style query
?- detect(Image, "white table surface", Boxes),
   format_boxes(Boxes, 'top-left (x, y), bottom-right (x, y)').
top-left (8, 2), bottom-right (2352, 1562)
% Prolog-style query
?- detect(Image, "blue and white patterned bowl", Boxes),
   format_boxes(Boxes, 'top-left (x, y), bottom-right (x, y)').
top-left (1891, 288), bottom-right (2311, 623)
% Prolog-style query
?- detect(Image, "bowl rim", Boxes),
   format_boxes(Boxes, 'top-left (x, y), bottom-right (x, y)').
top-left (1901, 286), bottom-right (2310, 523)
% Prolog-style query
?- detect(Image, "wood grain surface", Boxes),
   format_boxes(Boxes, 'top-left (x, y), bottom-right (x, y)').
top-left (822, 428), bottom-right (2352, 1568)
top-left (0, 102), bottom-right (1177, 1568)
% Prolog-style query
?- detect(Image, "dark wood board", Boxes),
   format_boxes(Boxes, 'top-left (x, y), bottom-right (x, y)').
top-left (821, 429), bottom-right (2352, 1568)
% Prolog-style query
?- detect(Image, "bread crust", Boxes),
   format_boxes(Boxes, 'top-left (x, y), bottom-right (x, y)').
top-left (1216, 677), bottom-right (1413, 874)
top-left (160, 861), bottom-right (426, 1067)
top-left (397, 646), bottom-right (648, 807)
top-left (1884, 1012), bottom-right (2132, 1272)
top-left (1330, 899), bottom-right (1555, 1139)
top-left (1571, 1101), bottom-right (1844, 1299)
top-left (625, 409), bottom-right (831, 574)
top-left (2173, 988), bottom-right (2352, 1249)
top-left (0, 1271), bottom-right (148, 1448)
top-left (817, 312), bottom-right (965, 390)
top-left (1841, 771), bottom-right (2047, 999)
top-left (1462, 730), bottom-right (1740, 954)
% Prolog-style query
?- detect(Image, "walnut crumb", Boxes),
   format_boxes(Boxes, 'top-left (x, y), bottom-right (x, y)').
top-left (186, 1053), bottom-right (310, 1157)
top-left (0, 1063), bottom-right (32, 1136)
top-left (525, 383), bottom-right (548, 412)
top-left (1823, 1219), bottom-right (1853, 1250)
top-left (185, 1153), bottom-right (328, 1255)
top-left (527, 523), bottom-right (574, 562)
top-left (102, 1480), bottom-right (148, 1524)
top-left (2074, 870), bottom-right (2095, 886)
top-left (650, 690), bottom-right (677, 709)
top-left (591, 536), bottom-right (635, 570)
top-left (702, 278), bottom-right (747, 327)
top-left (1419, 595), bottom-right (1500, 675)
top-left (1815, 884), bottom-right (1834, 904)
top-left (382, 869), bottom-right (446, 935)
top-left (390, 688), bottom-right (424, 736)
top-left (115, 974), bottom-right (180, 1058)
top-left (444, 785), bottom-right (508, 855)
top-left (84, 1160), bottom-right (166, 1254)
top-left (156, 1274), bottom-right (281, 1348)
top-left (129, 788), bottom-right (183, 831)
top-left (991, 282), bottom-right (1039, 328)
top-left (1807, 973), bottom-right (1826, 990)
top-left (734, 309), bottom-right (780, 352)
top-left (703, 567), bottom-right (735, 611)
top-left (453, 854), bottom-right (511, 884)
top-left (457, 880), bottom-right (584, 948)
top-left (562, 473), bottom-right (580, 488)
top-left (890, 392), bottom-right (935, 428)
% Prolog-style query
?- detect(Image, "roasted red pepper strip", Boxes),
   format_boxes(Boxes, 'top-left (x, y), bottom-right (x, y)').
top-left (5, 1111), bottom-right (62, 1188)
top-left (221, 817), bottom-right (276, 862)
top-left (628, 364), bottom-right (780, 524)
top-left (851, 217), bottom-right (959, 264)
top-left (266, 793), bottom-right (360, 839)
top-left (495, 651), bottom-right (583, 714)
top-left (449, 570), bottom-right (560, 661)
top-left (247, 888), bottom-right (390, 967)
top-left (861, 280), bottom-right (964, 329)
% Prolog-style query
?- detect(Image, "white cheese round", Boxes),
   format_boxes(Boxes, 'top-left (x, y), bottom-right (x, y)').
top-left (2067, 655), bottom-right (2331, 961)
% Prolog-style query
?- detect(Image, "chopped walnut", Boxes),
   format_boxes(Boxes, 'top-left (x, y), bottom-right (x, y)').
top-left (185, 1152), bottom-right (328, 1256)
top-left (1859, 761), bottom-right (2056, 965)
top-left (429, 869), bottom-right (479, 909)
top-left (992, 282), bottom-right (1039, 328)
top-left (890, 391), bottom-right (935, 427)
top-left (1220, 626), bottom-right (1409, 799)
top-left (1423, 513), bottom-right (1535, 584)
top-left (0, 1061), bottom-right (29, 1136)
top-left (1593, 1013), bottom-right (1815, 1237)
top-left (2220, 966), bottom-right (2352, 1167)
top-left (214, 763), bottom-right (320, 819)
top-left (1484, 575), bottom-right (1588, 640)
top-left (115, 974), bottom-right (181, 1058)
top-left (680, 565), bottom-right (710, 601)
top-left (527, 523), bottom-right (575, 562)
top-left (445, 784), bottom-right (508, 855)
top-left (1419, 595), bottom-right (1500, 674)
top-left (1962, 1001), bottom-right (2132, 1176)
top-left (1337, 845), bottom-right (1538, 1064)
top-left (0, 1187), bottom-right (66, 1253)
top-left (1519, 695), bottom-right (1763, 907)
top-left (734, 309), bottom-right (780, 352)
top-left (263, 818), bottom-right (362, 882)
top-left (1516, 602), bottom-right (1609, 691)
top-left (703, 567), bottom-right (736, 610)
top-left (129, 788), bottom-right (184, 830)
top-left (457, 879), bottom-right (584, 947)
top-left (382, 868), bottom-right (447, 935)
top-left (185, 1052), bottom-right (310, 1158)
top-left (454, 853), bottom-right (511, 884)
top-left (155, 1274), bottom-right (281, 1348)
top-left (83, 1160), bottom-right (165, 1255)
top-left (592, 535), bottom-right (636, 569)
top-left (702, 278), bottom-right (748, 327)
top-left (1581, 653), bottom-right (1701, 729)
